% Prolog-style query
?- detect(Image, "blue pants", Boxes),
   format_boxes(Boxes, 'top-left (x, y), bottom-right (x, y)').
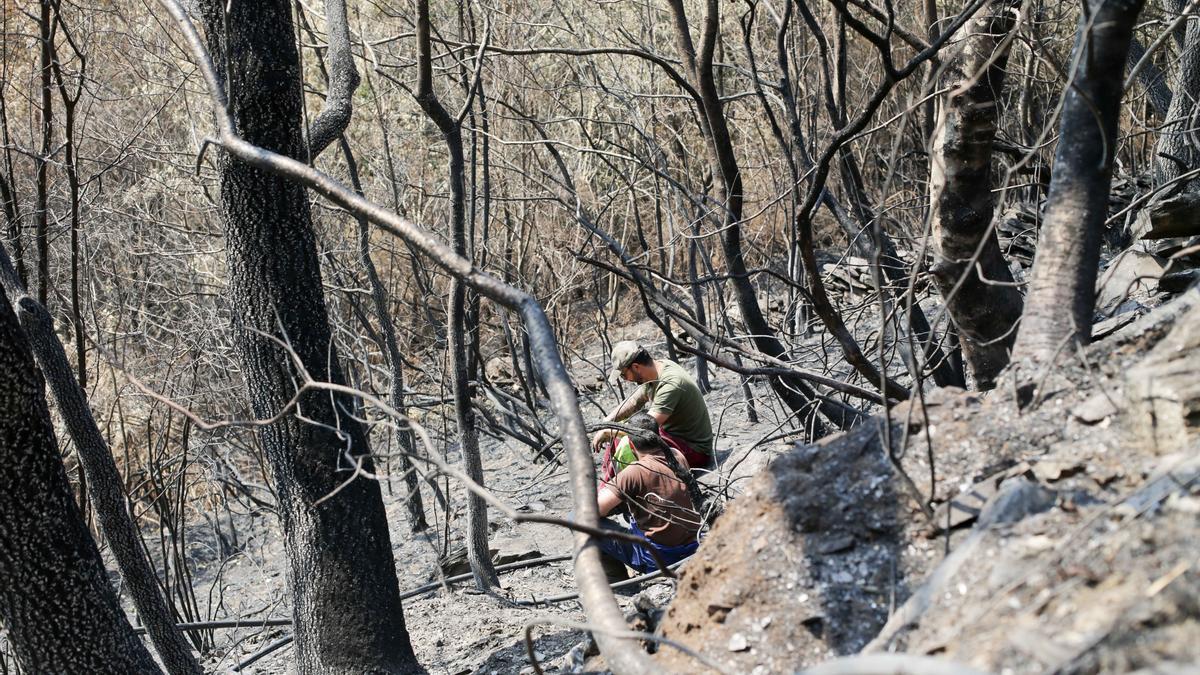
top-left (595, 517), bottom-right (698, 574)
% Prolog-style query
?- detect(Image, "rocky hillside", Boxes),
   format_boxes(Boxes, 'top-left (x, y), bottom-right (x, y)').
top-left (653, 288), bottom-right (1200, 674)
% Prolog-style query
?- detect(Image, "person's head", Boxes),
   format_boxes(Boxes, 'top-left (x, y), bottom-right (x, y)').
top-left (608, 341), bottom-right (656, 385)
top-left (625, 413), bottom-right (664, 457)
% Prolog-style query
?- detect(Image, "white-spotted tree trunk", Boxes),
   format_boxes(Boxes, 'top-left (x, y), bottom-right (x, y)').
top-left (929, 0), bottom-right (1025, 389)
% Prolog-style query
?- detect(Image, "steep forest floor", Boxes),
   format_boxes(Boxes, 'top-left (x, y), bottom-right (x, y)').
top-left (184, 317), bottom-right (790, 674)
top-left (150, 285), bottom-right (1198, 674)
top-left (655, 287), bottom-right (1200, 674)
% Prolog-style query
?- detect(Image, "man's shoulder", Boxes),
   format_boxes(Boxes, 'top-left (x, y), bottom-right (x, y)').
top-left (620, 458), bottom-right (644, 473)
top-left (651, 359), bottom-right (681, 382)
top-left (614, 459), bottom-right (651, 491)
top-left (618, 455), bottom-right (672, 478)
top-left (657, 358), bottom-right (685, 376)
top-left (656, 359), bottom-right (701, 393)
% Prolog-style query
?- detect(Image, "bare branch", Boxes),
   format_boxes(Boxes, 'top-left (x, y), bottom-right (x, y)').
top-left (305, 0), bottom-right (360, 159)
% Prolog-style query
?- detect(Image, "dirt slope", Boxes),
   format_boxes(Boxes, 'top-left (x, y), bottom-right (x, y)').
top-left (656, 289), bottom-right (1200, 674)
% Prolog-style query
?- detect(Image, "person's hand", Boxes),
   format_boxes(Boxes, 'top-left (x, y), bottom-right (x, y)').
top-left (591, 428), bottom-right (615, 452)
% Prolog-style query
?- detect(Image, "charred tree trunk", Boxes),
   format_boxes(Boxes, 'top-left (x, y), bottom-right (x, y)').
top-left (7, 12), bottom-right (197, 660)
top-left (35, 0), bottom-right (51, 306)
top-left (1015, 0), bottom-right (1144, 362)
top-left (0, 244), bottom-right (201, 674)
top-left (929, 0), bottom-right (1025, 389)
top-left (0, 284), bottom-right (160, 674)
top-left (343, 139), bottom-right (430, 533)
top-left (303, 0), bottom-right (356, 160)
top-left (196, 1), bottom-right (420, 670)
top-left (414, 0), bottom-right (498, 589)
top-left (0, 63), bottom-right (23, 286)
top-left (0, 173), bottom-right (18, 282)
top-left (1153, 15), bottom-right (1200, 187)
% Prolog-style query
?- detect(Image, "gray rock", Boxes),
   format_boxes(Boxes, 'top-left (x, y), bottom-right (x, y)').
top-left (728, 633), bottom-right (750, 652)
top-left (1096, 250), bottom-right (1166, 313)
top-left (1071, 391), bottom-right (1121, 424)
top-left (816, 534), bottom-right (856, 555)
top-left (978, 477), bottom-right (1057, 528)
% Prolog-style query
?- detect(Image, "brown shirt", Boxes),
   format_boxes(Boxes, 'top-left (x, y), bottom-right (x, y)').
top-left (613, 452), bottom-right (700, 547)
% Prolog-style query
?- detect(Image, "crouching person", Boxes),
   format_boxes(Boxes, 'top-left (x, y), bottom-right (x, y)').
top-left (594, 429), bottom-right (702, 576)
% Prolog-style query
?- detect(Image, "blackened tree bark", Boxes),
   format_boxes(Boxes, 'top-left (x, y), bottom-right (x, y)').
top-left (1127, 37), bottom-right (1173, 118)
top-left (0, 284), bottom-right (159, 674)
top-left (414, 0), bottom-right (498, 589)
top-left (1015, 0), bottom-right (1144, 362)
top-left (929, 0), bottom-right (1025, 389)
top-left (0, 173), bottom-right (19, 282)
top-left (1153, 15), bottom-right (1200, 186)
top-left (0, 242), bottom-right (201, 675)
top-left (304, 0), bottom-right (358, 160)
top-left (195, 1), bottom-right (421, 670)
top-left (343, 138), bottom-right (430, 533)
top-left (35, 0), bottom-right (51, 306)
top-left (0, 68), bottom-right (23, 286)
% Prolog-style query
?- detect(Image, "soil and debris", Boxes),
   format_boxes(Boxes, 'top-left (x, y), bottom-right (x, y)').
top-left (655, 288), bottom-right (1200, 674)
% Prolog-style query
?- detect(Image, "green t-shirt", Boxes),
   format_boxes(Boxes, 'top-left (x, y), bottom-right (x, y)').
top-left (643, 359), bottom-right (714, 456)
top-left (613, 434), bottom-right (637, 474)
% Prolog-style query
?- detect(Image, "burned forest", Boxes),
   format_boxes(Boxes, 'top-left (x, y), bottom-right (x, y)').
top-left (0, 0), bottom-right (1198, 673)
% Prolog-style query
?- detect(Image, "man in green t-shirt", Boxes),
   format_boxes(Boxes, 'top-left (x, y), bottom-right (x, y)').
top-left (592, 341), bottom-right (715, 474)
